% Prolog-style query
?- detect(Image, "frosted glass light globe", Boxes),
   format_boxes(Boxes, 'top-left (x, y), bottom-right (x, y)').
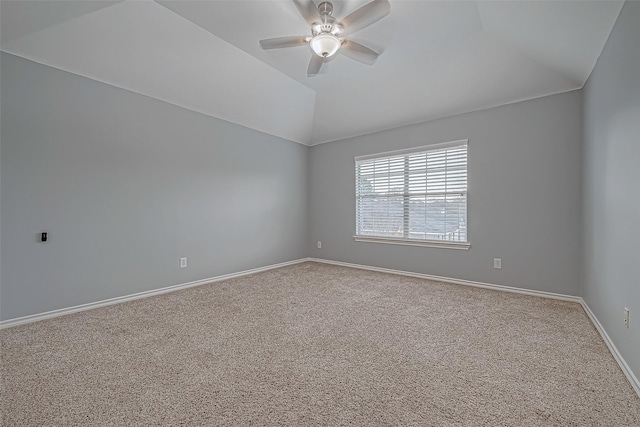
top-left (310, 33), bottom-right (341, 58)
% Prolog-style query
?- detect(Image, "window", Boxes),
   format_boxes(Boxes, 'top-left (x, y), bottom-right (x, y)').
top-left (354, 140), bottom-right (469, 249)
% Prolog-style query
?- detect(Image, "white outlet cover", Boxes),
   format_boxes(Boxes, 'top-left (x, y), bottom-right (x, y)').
top-left (494, 258), bottom-right (502, 269)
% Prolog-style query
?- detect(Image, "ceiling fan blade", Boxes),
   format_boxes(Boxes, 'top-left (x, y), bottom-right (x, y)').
top-left (341, 0), bottom-right (390, 36)
top-left (340, 40), bottom-right (379, 65)
top-left (259, 36), bottom-right (308, 50)
top-left (307, 55), bottom-right (324, 77)
top-left (292, 0), bottom-right (321, 26)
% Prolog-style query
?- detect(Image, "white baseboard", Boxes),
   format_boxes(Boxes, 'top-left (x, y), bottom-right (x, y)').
top-left (309, 257), bottom-right (640, 398)
top-left (580, 301), bottom-right (640, 397)
top-left (0, 258), bottom-right (310, 329)
top-left (3, 256), bottom-right (638, 398)
top-left (309, 258), bottom-right (582, 302)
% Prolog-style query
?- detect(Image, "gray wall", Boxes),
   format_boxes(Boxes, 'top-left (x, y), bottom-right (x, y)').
top-left (582, 1), bottom-right (639, 378)
top-left (0, 5), bottom-right (636, 383)
top-left (0, 53), bottom-right (309, 320)
top-left (309, 90), bottom-right (583, 296)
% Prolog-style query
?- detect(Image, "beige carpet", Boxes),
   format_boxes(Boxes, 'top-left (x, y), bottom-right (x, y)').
top-left (1, 262), bottom-right (639, 425)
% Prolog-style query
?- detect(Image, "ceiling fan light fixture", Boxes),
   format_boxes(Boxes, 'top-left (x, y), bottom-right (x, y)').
top-left (259, 0), bottom-right (390, 75)
top-left (310, 33), bottom-right (341, 58)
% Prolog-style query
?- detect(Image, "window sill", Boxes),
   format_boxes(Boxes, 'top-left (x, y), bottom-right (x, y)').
top-left (353, 235), bottom-right (471, 250)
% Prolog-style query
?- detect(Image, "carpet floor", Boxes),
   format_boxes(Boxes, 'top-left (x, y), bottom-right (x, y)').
top-left (1, 262), bottom-right (639, 425)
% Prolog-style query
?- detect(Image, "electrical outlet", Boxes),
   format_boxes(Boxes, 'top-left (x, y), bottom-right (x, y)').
top-left (493, 258), bottom-right (502, 269)
top-left (180, 257), bottom-right (188, 268)
top-left (317, 241), bottom-right (322, 249)
top-left (624, 308), bottom-right (630, 328)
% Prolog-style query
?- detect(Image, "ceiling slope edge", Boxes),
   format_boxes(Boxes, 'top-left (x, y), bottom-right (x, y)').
top-left (1, 0), bottom-right (316, 145)
top-left (475, 0), bottom-right (624, 90)
top-left (0, 51), bottom-right (310, 148)
top-left (308, 86), bottom-right (583, 147)
top-left (0, 0), bottom-right (124, 43)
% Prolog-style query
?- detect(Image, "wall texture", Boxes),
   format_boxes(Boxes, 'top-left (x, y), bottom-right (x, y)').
top-left (309, 90), bottom-right (583, 296)
top-left (582, 0), bottom-right (639, 379)
top-left (0, 4), bottom-right (636, 386)
top-left (0, 53), bottom-right (309, 320)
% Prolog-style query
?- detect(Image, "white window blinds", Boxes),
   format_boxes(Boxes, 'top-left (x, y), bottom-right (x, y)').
top-left (355, 141), bottom-right (468, 243)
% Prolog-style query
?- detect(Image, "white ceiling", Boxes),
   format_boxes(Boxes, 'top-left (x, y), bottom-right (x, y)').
top-left (1, 0), bottom-right (623, 145)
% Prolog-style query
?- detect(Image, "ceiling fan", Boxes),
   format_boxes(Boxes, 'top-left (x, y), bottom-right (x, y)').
top-left (259, 0), bottom-right (391, 77)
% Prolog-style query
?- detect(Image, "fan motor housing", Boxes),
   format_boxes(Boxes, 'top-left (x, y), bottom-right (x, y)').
top-left (311, 22), bottom-right (343, 37)
top-left (311, 1), bottom-right (343, 36)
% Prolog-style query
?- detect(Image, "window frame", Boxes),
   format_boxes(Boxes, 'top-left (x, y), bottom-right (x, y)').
top-left (353, 140), bottom-right (470, 250)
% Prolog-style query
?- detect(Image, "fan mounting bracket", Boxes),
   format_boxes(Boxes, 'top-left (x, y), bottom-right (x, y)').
top-left (318, 2), bottom-right (334, 17)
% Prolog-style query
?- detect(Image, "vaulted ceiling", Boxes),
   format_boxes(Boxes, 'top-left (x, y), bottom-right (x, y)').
top-left (1, 1), bottom-right (623, 145)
